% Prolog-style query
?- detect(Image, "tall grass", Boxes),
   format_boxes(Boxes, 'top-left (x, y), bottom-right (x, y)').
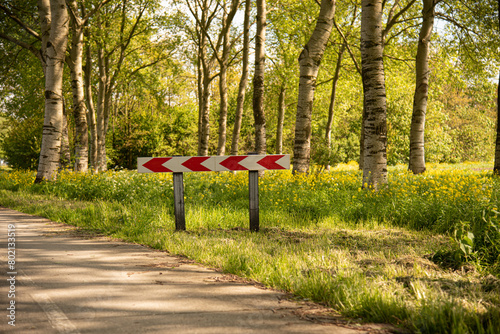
top-left (0, 163), bottom-right (499, 333)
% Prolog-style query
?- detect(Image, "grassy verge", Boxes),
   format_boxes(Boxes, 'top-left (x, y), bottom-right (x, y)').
top-left (1, 163), bottom-right (499, 333)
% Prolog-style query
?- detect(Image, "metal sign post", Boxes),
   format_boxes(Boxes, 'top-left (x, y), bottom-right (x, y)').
top-left (248, 170), bottom-right (259, 232)
top-left (138, 154), bottom-right (290, 231)
top-left (173, 172), bottom-right (186, 231)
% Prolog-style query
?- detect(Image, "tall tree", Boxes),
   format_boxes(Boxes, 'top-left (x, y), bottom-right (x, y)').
top-left (35, 0), bottom-right (69, 182)
top-left (408, 0), bottom-right (439, 174)
top-left (231, 0), bottom-right (251, 155)
top-left (189, 0), bottom-right (217, 156)
top-left (495, 0), bottom-right (500, 174)
top-left (184, 0), bottom-right (232, 156)
top-left (292, 0), bottom-right (336, 173)
top-left (216, 0), bottom-right (239, 156)
top-left (253, 0), bottom-right (267, 154)
top-left (360, 0), bottom-right (387, 188)
top-left (275, 84), bottom-right (286, 154)
top-left (87, 0), bottom-right (165, 171)
top-left (66, 0), bottom-right (111, 173)
top-left (359, 0), bottom-right (417, 169)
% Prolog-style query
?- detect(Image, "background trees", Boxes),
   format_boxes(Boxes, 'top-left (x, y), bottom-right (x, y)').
top-left (0, 0), bottom-right (498, 180)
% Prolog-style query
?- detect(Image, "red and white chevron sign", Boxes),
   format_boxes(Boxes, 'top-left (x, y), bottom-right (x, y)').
top-left (138, 155), bottom-right (290, 173)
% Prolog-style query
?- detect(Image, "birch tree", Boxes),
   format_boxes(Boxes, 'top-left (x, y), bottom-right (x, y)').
top-left (216, 0), bottom-right (240, 156)
top-left (324, 4), bottom-right (358, 170)
top-left (184, 0), bottom-right (229, 156)
top-left (253, 0), bottom-right (267, 154)
top-left (230, 0), bottom-right (251, 155)
top-left (87, 0), bottom-right (164, 171)
top-left (360, 0), bottom-right (387, 188)
top-left (408, 0), bottom-right (439, 174)
top-left (35, 0), bottom-right (69, 182)
top-left (495, 0), bottom-right (500, 174)
top-left (292, 0), bottom-right (336, 173)
top-left (66, 0), bottom-right (111, 173)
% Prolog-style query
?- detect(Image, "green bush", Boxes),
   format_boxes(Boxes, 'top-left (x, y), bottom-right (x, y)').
top-left (0, 117), bottom-right (42, 170)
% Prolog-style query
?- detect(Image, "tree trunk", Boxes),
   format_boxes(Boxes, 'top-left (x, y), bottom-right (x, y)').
top-left (68, 0), bottom-right (89, 172)
top-left (231, 0), bottom-right (251, 156)
top-left (96, 36), bottom-right (107, 172)
top-left (84, 28), bottom-right (98, 172)
top-left (196, 41), bottom-right (204, 155)
top-left (197, 4), bottom-right (211, 157)
top-left (217, 39), bottom-right (229, 156)
top-left (275, 85), bottom-right (286, 154)
top-left (494, 0), bottom-right (500, 174)
top-left (409, 0), bottom-right (435, 174)
top-left (60, 100), bottom-right (72, 170)
top-left (217, 0), bottom-right (239, 156)
top-left (360, 0), bottom-right (388, 189)
top-left (495, 72), bottom-right (500, 174)
top-left (38, 0), bottom-right (50, 74)
top-left (325, 41), bottom-right (346, 170)
top-left (252, 0), bottom-right (267, 155)
top-left (199, 62), bottom-right (211, 156)
top-left (292, 0), bottom-right (336, 173)
top-left (35, 0), bottom-right (69, 183)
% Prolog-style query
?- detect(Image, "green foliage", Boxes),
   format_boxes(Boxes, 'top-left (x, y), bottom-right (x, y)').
top-left (0, 117), bottom-right (42, 170)
top-left (110, 105), bottom-right (198, 169)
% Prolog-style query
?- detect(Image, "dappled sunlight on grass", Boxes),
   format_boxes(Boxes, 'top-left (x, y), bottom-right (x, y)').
top-left (0, 162), bottom-right (499, 333)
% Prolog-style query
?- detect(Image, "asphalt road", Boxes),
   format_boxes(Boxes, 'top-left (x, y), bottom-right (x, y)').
top-left (0, 206), bottom-right (389, 333)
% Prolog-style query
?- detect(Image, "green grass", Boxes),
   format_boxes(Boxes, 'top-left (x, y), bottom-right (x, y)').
top-left (0, 163), bottom-right (499, 333)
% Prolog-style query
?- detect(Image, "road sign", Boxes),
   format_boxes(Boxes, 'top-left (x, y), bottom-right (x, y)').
top-left (137, 154), bottom-right (290, 232)
top-left (138, 155), bottom-right (290, 173)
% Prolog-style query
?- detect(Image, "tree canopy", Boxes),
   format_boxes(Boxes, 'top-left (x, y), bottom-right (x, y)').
top-left (0, 0), bottom-right (498, 179)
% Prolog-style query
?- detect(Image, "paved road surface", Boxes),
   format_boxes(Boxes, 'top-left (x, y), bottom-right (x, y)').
top-left (0, 207), bottom-right (390, 333)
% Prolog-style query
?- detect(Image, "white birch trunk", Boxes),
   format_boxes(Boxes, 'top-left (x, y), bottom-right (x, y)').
top-left (216, 0), bottom-right (239, 156)
top-left (325, 42), bottom-right (346, 171)
top-left (252, 0), bottom-right (267, 155)
top-left (361, 0), bottom-right (387, 189)
top-left (275, 85), bottom-right (285, 154)
top-left (494, 0), bottom-right (500, 174)
top-left (197, 4), bottom-right (211, 157)
top-left (35, 0), bottom-right (69, 183)
top-left (68, 0), bottom-right (89, 172)
top-left (231, 0), bottom-right (251, 156)
top-left (96, 35), bottom-right (108, 172)
top-left (60, 102), bottom-right (71, 169)
top-left (292, 0), bottom-right (336, 173)
top-left (38, 0), bottom-right (51, 74)
top-left (84, 31), bottom-right (98, 172)
top-left (409, 0), bottom-right (435, 174)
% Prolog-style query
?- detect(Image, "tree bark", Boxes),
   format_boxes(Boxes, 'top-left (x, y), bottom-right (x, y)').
top-left (494, 0), bottom-right (500, 174)
top-left (360, 0), bottom-right (388, 189)
top-left (96, 34), bottom-right (107, 172)
top-left (231, 0), bottom-right (251, 156)
top-left (195, 0), bottom-right (212, 156)
top-left (67, 0), bottom-right (89, 172)
top-left (408, 0), bottom-right (435, 174)
top-left (217, 0), bottom-right (239, 156)
top-left (199, 57), bottom-right (211, 156)
top-left (84, 22), bottom-right (98, 172)
top-left (275, 84), bottom-right (286, 154)
top-left (35, 0), bottom-right (69, 183)
top-left (38, 0), bottom-right (51, 74)
top-left (252, 0), bottom-right (267, 155)
top-left (495, 72), bottom-right (500, 174)
top-left (60, 100), bottom-right (71, 170)
top-left (292, 0), bottom-right (336, 173)
top-left (325, 41), bottom-right (346, 170)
